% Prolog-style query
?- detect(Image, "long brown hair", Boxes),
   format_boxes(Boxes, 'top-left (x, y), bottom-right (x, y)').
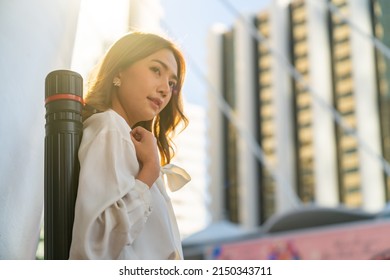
top-left (83, 31), bottom-right (188, 165)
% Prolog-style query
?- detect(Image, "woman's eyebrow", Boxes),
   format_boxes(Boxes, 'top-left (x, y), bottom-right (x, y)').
top-left (151, 59), bottom-right (178, 81)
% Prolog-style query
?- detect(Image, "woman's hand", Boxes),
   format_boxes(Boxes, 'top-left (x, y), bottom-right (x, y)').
top-left (130, 126), bottom-right (160, 188)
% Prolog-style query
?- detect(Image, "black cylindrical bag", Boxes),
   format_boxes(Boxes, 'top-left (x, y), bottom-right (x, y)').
top-left (44, 70), bottom-right (83, 259)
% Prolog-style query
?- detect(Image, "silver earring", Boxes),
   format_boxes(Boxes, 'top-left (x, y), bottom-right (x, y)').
top-left (113, 77), bottom-right (121, 87)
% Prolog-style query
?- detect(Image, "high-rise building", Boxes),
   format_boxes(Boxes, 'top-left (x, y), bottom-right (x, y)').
top-left (207, 0), bottom-right (390, 228)
top-left (169, 101), bottom-right (209, 239)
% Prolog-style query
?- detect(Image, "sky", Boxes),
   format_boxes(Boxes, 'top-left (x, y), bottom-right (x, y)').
top-left (159, 0), bottom-right (272, 106)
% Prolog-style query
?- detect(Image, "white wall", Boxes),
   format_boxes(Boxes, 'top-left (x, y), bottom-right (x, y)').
top-left (0, 0), bottom-right (81, 259)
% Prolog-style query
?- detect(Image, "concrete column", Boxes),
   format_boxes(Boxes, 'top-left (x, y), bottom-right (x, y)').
top-left (207, 24), bottom-right (228, 222)
top-left (306, 0), bottom-right (339, 206)
top-left (234, 15), bottom-right (260, 228)
top-left (270, 0), bottom-right (297, 214)
top-left (349, 0), bottom-right (386, 212)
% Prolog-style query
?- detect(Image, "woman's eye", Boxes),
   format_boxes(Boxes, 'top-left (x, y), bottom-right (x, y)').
top-left (151, 67), bottom-right (161, 75)
top-left (169, 81), bottom-right (177, 91)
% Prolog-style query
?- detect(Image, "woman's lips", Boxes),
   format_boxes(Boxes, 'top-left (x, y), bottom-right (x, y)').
top-left (148, 97), bottom-right (162, 109)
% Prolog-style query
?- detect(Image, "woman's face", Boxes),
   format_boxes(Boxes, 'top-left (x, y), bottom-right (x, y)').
top-left (112, 48), bottom-right (178, 127)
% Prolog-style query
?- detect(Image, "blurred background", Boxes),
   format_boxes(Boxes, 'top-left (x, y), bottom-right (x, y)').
top-left (1, 0), bottom-right (390, 260)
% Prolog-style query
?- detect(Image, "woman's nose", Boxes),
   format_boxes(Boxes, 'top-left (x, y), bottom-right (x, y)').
top-left (158, 78), bottom-right (171, 97)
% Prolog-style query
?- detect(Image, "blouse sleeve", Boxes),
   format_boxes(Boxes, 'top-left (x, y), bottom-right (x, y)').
top-left (69, 129), bottom-right (152, 260)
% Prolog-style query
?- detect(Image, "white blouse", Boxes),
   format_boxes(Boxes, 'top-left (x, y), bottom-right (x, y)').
top-left (69, 109), bottom-right (190, 260)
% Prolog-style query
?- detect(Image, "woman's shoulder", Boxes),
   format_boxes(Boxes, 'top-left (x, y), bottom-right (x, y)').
top-left (84, 109), bottom-right (130, 135)
top-left (81, 109), bottom-right (131, 146)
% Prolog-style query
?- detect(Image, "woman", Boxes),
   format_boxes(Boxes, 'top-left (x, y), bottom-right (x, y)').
top-left (69, 31), bottom-right (191, 260)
